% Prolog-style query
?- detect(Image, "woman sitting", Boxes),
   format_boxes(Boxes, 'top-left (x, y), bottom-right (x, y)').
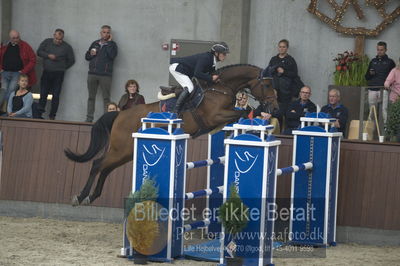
top-left (7, 74), bottom-right (33, 118)
top-left (234, 91), bottom-right (254, 121)
top-left (118, 79), bottom-right (145, 111)
top-left (235, 91), bottom-right (253, 112)
top-left (106, 102), bottom-right (119, 112)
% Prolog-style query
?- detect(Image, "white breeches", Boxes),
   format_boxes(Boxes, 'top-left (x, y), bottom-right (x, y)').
top-left (169, 63), bottom-right (194, 93)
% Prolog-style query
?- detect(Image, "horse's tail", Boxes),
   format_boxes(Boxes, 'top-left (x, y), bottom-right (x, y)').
top-left (64, 111), bottom-right (119, 163)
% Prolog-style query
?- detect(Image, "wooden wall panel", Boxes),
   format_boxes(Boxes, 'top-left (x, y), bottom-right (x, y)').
top-left (0, 118), bottom-right (399, 230)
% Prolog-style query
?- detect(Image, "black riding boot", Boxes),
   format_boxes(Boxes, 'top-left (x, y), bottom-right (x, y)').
top-left (173, 87), bottom-right (190, 114)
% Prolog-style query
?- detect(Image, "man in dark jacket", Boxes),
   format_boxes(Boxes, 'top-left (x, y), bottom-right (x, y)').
top-left (37, 29), bottom-right (75, 120)
top-left (283, 86), bottom-right (316, 135)
top-left (169, 42), bottom-right (229, 114)
top-left (262, 39), bottom-right (303, 116)
top-left (365, 41), bottom-right (395, 123)
top-left (85, 25), bottom-right (118, 122)
top-left (321, 89), bottom-right (348, 135)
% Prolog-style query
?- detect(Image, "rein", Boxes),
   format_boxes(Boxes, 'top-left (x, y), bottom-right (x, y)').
top-left (207, 67), bottom-right (276, 105)
top-left (250, 69), bottom-right (275, 103)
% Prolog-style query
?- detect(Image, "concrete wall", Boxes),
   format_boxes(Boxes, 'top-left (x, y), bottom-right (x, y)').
top-left (248, 0), bottom-right (400, 107)
top-left (8, 0), bottom-right (400, 119)
top-left (11, 0), bottom-right (222, 121)
top-left (0, 0), bottom-right (12, 42)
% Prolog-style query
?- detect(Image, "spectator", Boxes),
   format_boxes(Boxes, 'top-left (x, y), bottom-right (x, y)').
top-left (384, 57), bottom-right (400, 103)
top-left (262, 39), bottom-right (303, 117)
top-left (234, 91), bottom-right (253, 119)
top-left (7, 74), bottom-right (33, 118)
top-left (235, 91), bottom-right (252, 111)
top-left (118, 79), bottom-right (145, 111)
top-left (254, 92), bottom-right (282, 134)
top-left (365, 41), bottom-right (395, 122)
top-left (37, 28), bottom-right (75, 120)
top-left (321, 89), bottom-right (348, 134)
top-left (0, 30), bottom-right (36, 111)
top-left (106, 102), bottom-right (119, 112)
top-left (85, 25), bottom-right (118, 122)
top-left (283, 86), bottom-right (316, 135)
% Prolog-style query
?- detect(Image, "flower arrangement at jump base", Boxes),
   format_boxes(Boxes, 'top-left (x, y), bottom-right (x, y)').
top-left (333, 51), bottom-right (369, 86)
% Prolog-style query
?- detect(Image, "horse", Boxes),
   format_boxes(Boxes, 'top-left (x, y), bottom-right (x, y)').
top-left (65, 64), bottom-right (277, 205)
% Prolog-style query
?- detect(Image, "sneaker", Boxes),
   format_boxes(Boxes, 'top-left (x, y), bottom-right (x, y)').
top-left (49, 115), bottom-right (56, 120)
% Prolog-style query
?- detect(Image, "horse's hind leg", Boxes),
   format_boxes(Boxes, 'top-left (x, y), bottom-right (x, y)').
top-left (81, 150), bottom-right (131, 205)
top-left (71, 156), bottom-right (103, 206)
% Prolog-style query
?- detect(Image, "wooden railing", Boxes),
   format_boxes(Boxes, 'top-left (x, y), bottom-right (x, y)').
top-left (0, 117), bottom-right (399, 230)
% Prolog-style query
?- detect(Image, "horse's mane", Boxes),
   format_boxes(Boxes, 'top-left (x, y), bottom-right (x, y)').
top-left (217, 63), bottom-right (261, 73)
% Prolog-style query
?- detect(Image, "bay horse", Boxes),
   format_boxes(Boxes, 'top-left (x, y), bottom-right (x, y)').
top-left (65, 64), bottom-right (276, 205)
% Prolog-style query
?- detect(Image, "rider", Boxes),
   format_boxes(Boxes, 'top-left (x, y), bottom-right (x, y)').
top-left (169, 42), bottom-right (229, 114)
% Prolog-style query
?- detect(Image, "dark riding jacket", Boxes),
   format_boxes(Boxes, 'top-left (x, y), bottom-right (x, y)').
top-left (170, 52), bottom-right (215, 83)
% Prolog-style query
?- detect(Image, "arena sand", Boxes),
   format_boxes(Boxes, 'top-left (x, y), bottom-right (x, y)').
top-left (0, 216), bottom-right (399, 266)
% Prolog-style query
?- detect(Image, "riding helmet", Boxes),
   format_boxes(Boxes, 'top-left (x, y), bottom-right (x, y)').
top-left (211, 42), bottom-right (230, 54)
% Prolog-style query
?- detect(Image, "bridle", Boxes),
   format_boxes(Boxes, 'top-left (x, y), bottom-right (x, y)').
top-left (246, 69), bottom-right (276, 104)
top-left (208, 68), bottom-right (276, 105)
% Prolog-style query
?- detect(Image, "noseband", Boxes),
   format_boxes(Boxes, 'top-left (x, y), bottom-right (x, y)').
top-left (212, 68), bottom-right (275, 105)
top-left (248, 70), bottom-right (275, 104)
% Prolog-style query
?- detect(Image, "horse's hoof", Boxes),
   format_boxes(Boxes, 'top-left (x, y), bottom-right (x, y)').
top-left (71, 195), bottom-right (80, 206)
top-left (81, 196), bottom-right (91, 205)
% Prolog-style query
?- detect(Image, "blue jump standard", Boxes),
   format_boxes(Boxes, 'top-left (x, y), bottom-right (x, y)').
top-left (124, 113), bottom-right (341, 265)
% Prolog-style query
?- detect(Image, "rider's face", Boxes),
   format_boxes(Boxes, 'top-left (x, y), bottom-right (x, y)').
top-left (217, 53), bottom-right (227, 62)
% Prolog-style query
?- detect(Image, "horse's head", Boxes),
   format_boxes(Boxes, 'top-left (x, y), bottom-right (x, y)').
top-left (246, 77), bottom-right (278, 108)
top-left (216, 64), bottom-right (278, 108)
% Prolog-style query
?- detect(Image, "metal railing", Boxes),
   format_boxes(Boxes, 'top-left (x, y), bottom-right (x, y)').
top-left (358, 86), bottom-right (387, 140)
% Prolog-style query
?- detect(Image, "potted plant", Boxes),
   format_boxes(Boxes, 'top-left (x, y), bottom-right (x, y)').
top-left (329, 51), bottom-right (370, 136)
top-left (333, 51), bottom-right (369, 87)
top-left (125, 178), bottom-right (159, 265)
top-left (385, 99), bottom-right (400, 142)
top-left (219, 184), bottom-right (249, 266)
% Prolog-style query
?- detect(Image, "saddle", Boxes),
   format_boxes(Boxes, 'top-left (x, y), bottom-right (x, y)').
top-left (158, 79), bottom-right (206, 113)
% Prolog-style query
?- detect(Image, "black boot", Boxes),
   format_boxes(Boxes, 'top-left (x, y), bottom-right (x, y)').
top-left (173, 87), bottom-right (190, 114)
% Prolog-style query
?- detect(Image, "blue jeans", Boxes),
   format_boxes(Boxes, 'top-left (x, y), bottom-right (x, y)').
top-left (0, 71), bottom-right (20, 106)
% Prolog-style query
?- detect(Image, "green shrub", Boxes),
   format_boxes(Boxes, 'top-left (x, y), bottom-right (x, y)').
top-left (125, 178), bottom-right (158, 217)
top-left (219, 184), bottom-right (249, 237)
top-left (385, 99), bottom-right (400, 138)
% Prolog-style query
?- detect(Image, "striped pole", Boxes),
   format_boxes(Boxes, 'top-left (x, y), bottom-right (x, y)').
top-left (276, 162), bottom-right (313, 176)
top-left (186, 156), bottom-right (225, 169)
top-left (185, 186), bottom-right (224, 200)
top-left (184, 219), bottom-right (211, 232)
